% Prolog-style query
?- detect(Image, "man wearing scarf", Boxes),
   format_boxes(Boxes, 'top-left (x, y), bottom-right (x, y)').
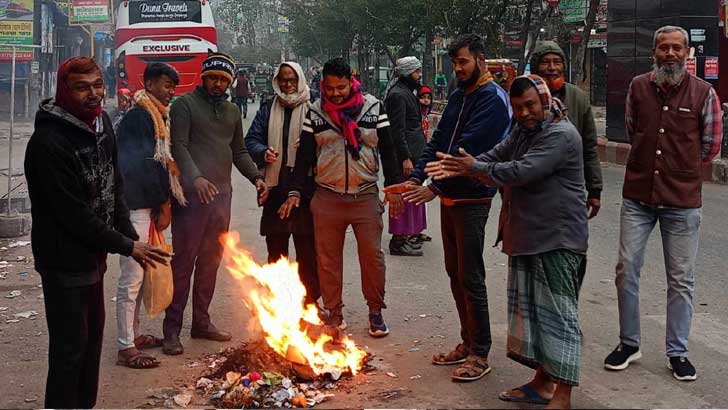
top-left (385, 56), bottom-right (427, 256)
top-left (388, 34), bottom-right (511, 382)
top-left (530, 41), bottom-right (603, 219)
top-left (245, 62), bottom-right (319, 306)
top-left (164, 52), bottom-right (267, 355)
top-left (115, 62), bottom-right (186, 369)
top-left (428, 75), bottom-right (587, 408)
top-left (25, 56), bottom-right (170, 408)
top-left (283, 58), bottom-right (402, 337)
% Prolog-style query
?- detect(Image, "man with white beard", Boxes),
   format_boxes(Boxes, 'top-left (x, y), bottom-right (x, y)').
top-left (604, 26), bottom-right (723, 382)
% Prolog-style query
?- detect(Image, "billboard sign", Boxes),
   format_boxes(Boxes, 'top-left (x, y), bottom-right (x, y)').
top-left (70, 0), bottom-right (111, 24)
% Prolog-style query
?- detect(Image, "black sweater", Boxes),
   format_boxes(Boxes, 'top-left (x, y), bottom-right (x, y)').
top-left (25, 100), bottom-right (138, 287)
top-left (116, 107), bottom-right (170, 210)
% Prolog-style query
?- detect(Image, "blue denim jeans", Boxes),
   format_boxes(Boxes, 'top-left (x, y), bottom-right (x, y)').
top-left (616, 199), bottom-right (701, 357)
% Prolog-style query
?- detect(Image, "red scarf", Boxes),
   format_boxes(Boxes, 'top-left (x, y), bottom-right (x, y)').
top-left (321, 78), bottom-right (364, 159)
top-left (55, 58), bottom-right (104, 128)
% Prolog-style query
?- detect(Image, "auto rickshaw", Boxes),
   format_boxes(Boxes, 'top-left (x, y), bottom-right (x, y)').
top-left (431, 59), bottom-right (516, 115)
top-left (484, 59), bottom-right (517, 92)
top-left (253, 64), bottom-right (274, 103)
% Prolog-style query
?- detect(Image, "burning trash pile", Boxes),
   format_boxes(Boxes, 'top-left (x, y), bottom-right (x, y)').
top-left (195, 233), bottom-right (372, 408)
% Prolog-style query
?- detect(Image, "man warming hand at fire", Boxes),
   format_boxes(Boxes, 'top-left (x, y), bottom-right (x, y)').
top-left (281, 58), bottom-right (403, 338)
top-left (163, 52), bottom-right (268, 355)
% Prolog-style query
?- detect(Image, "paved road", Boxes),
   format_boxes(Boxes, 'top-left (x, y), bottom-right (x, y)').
top-left (0, 100), bottom-right (727, 408)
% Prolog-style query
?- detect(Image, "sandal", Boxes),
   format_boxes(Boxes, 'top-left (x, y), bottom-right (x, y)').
top-left (451, 355), bottom-right (491, 382)
top-left (134, 334), bottom-right (163, 350)
top-left (498, 384), bottom-right (551, 404)
top-left (116, 350), bottom-right (161, 369)
top-left (432, 343), bottom-right (469, 365)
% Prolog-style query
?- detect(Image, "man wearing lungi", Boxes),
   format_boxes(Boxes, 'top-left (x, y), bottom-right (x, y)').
top-left (428, 75), bottom-right (588, 408)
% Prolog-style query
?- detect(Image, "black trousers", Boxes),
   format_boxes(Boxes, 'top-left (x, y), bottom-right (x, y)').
top-left (440, 202), bottom-right (493, 357)
top-left (164, 192), bottom-right (232, 337)
top-left (235, 96), bottom-right (248, 116)
top-left (42, 279), bottom-right (105, 408)
top-left (266, 233), bottom-right (320, 304)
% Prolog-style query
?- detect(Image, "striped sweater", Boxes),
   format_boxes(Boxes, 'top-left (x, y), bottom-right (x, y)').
top-left (290, 93), bottom-right (401, 196)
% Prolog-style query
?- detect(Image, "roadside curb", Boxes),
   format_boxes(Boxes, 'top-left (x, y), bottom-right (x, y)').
top-left (597, 137), bottom-right (728, 185)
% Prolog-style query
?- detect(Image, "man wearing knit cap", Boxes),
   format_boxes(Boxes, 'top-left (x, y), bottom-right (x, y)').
top-left (385, 56), bottom-right (427, 256)
top-left (163, 52), bottom-right (268, 355)
top-left (531, 41), bottom-right (603, 219)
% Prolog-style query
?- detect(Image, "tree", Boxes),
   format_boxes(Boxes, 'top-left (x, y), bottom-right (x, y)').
top-left (570, 0), bottom-right (600, 84)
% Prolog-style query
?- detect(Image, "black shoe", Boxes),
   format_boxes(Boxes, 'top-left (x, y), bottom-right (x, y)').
top-left (191, 325), bottom-right (232, 342)
top-left (604, 343), bottom-right (641, 370)
top-left (389, 241), bottom-right (423, 256)
top-left (368, 312), bottom-right (389, 338)
top-left (407, 236), bottom-right (423, 249)
top-left (162, 335), bottom-right (184, 355)
top-left (668, 356), bottom-right (697, 381)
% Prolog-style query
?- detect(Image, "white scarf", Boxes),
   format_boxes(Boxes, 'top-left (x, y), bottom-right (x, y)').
top-left (265, 62), bottom-right (311, 188)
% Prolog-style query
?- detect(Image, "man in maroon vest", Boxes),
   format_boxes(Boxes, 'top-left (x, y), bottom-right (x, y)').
top-left (604, 26), bottom-right (722, 382)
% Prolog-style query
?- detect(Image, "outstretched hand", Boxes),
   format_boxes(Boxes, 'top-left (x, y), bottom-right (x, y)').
top-left (425, 148), bottom-right (477, 180)
top-left (384, 192), bottom-right (404, 219)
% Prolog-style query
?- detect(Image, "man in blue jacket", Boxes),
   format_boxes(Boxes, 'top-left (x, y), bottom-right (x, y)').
top-left (389, 33), bottom-right (511, 382)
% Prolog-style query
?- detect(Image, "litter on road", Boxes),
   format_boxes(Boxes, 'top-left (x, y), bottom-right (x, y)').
top-left (5, 290), bottom-right (21, 299)
top-left (15, 310), bottom-right (38, 319)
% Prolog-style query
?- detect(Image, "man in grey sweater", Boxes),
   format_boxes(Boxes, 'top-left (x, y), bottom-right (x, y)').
top-left (428, 75), bottom-right (587, 407)
top-left (163, 53), bottom-right (268, 355)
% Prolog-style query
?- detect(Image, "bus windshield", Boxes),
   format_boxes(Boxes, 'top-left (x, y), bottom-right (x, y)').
top-left (115, 0), bottom-right (217, 95)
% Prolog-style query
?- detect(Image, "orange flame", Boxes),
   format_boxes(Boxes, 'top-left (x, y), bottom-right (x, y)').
top-left (221, 232), bottom-right (367, 376)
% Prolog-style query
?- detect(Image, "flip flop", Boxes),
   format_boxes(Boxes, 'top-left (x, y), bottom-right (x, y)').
top-left (498, 384), bottom-right (550, 405)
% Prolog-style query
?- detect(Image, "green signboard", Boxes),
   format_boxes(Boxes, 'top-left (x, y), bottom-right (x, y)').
top-left (70, 0), bottom-right (111, 24)
top-left (0, 0), bottom-right (34, 60)
top-left (560, 0), bottom-right (587, 23)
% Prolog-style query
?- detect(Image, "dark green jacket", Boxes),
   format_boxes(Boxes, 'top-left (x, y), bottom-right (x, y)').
top-left (554, 83), bottom-right (602, 200)
top-left (171, 87), bottom-right (261, 193)
top-left (531, 41), bottom-right (603, 200)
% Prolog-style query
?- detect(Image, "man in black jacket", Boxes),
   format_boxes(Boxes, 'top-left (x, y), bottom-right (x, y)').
top-left (115, 62), bottom-right (185, 369)
top-left (24, 56), bottom-right (170, 408)
top-left (385, 56), bottom-right (427, 257)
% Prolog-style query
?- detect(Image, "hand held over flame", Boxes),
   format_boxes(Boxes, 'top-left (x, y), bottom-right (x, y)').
top-left (384, 192), bottom-right (404, 219)
top-left (132, 241), bottom-right (171, 269)
top-left (426, 148), bottom-right (476, 180)
top-left (279, 196), bottom-right (300, 219)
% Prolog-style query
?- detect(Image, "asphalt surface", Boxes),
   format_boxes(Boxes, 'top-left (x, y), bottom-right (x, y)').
top-left (0, 100), bottom-right (727, 408)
